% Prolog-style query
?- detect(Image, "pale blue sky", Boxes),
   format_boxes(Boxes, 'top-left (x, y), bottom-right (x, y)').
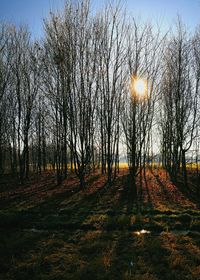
top-left (0, 0), bottom-right (199, 38)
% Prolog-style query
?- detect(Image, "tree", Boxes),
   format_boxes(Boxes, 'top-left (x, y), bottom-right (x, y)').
top-left (96, 3), bottom-right (126, 185)
top-left (160, 19), bottom-right (198, 187)
top-left (122, 20), bottom-right (162, 197)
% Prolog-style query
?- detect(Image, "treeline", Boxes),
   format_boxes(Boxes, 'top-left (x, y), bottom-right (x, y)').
top-left (0, 0), bottom-right (200, 192)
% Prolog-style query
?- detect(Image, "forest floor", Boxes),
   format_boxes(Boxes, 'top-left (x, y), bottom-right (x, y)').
top-left (0, 168), bottom-right (200, 280)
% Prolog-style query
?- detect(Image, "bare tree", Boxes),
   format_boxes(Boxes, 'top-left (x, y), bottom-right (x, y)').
top-left (96, 3), bottom-right (127, 185)
top-left (160, 19), bottom-right (198, 187)
top-left (122, 20), bottom-right (162, 197)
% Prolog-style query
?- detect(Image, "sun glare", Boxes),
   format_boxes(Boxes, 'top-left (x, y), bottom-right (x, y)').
top-left (133, 78), bottom-right (147, 97)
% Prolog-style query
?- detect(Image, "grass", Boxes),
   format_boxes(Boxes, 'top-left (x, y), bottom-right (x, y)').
top-left (0, 169), bottom-right (200, 279)
top-left (1, 229), bottom-right (200, 280)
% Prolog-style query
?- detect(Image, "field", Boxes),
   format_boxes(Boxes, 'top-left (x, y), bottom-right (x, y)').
top-left (0, 169), bottom-right (200, 280)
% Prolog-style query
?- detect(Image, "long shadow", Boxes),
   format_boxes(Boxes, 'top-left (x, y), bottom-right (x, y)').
top-left (124, 174), bottom-right (135, 214)
top-left (151, 168), bottom-right (200, 212)
top-left (151, 169), bottom-right (173, 202)
top-left (107, 230), bottom-right (173, 280)
top-left (55, 173), bottom-right (134, 231)
top-left (98, 173), bottom-right (132, 216)
top-left (0, 174), bottom-right (78, 210)
top-left (146, 231), bottom-right (200, 279)
top-left (27, 177), bottom-right (109, 230)
top-left (139, 234), bottom-right (178, 280)
top-left (0, 173), bottom-right (111, 232)
top-left (116, 173), bottom-right (140, 215)
top-left (143, 172), bottom-right (154, 211)
top-left (120, 171), bottom-right (155, 215)
top-left (171, 175), bottom-right (200, 207)
top-left (107, 231), bottom-right (132, 279)
top-left (1, 173), bottom-right (102, 212)
top-left (151, 169), bottom-right (190, 212)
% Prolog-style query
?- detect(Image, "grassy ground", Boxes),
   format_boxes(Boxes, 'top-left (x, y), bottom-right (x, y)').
top-left (0, 169), bottom-right (200, 280)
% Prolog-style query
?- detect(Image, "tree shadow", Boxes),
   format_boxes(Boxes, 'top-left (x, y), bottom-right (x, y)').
top-left (107, 230), bottom-right (173, 280)
top-left (171, 175), bottom-right (200, 207)
top-left (142, 171), bottom-right (154, 211)
top-left (151, 169), bottom-right (172, 202)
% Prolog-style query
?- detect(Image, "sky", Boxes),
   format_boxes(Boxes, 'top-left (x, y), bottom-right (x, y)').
top-left (0, 0), bottom-right (199, 39)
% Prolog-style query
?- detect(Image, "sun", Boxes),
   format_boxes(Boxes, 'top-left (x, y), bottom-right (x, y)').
top-left (133, 78), bottom-right (147, 97)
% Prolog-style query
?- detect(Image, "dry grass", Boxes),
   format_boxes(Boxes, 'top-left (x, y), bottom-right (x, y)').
top-left (1, 168), bottom-right (200, 279)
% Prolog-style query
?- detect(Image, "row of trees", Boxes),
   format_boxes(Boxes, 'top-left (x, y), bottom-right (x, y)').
top-left (0, 0), bottom-right (200, 192)
top-left (160, 19), bottom-right (200, 187)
